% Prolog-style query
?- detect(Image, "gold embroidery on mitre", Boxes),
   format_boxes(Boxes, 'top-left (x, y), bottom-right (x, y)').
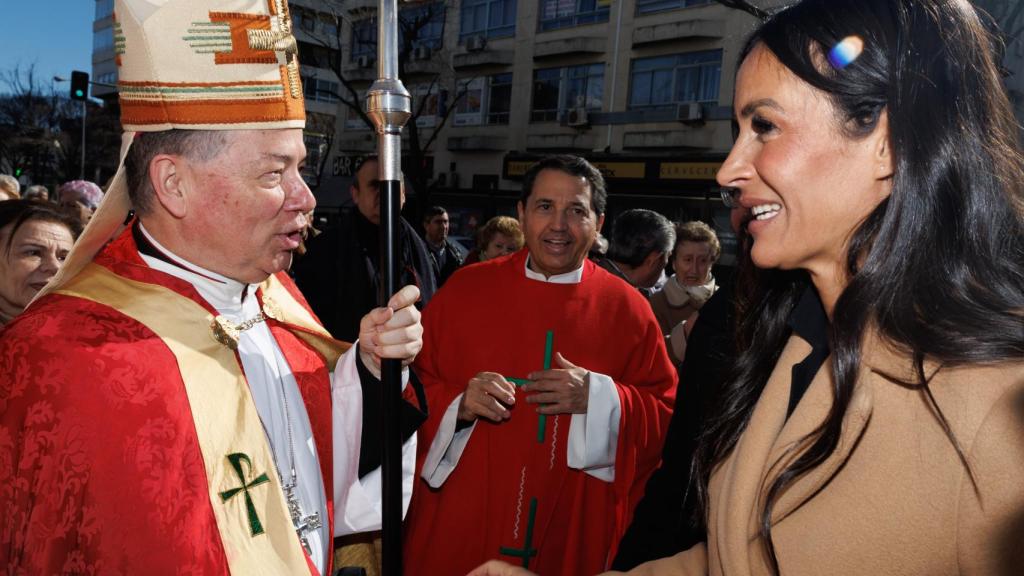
top-left (183, 20), bottom-right (233, 55)
top-left (246, 0), bottom-right (300, 98)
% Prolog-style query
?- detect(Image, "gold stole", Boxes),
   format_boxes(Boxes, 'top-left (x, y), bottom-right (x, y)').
top-left (57, 263), bottom-right (347, 575)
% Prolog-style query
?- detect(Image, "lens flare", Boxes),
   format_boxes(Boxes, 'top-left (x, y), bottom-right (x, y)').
top-left (828, 36), bottom-right (864, 69)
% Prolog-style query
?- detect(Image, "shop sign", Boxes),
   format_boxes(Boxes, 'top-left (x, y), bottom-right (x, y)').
top-left (659, 162), bottom-right (721, 180)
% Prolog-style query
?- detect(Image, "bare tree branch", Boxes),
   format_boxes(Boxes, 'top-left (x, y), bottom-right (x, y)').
top-left (714, 0), bottom-right (771, 21)
top-left (421, 80), bottom-right (472, 153)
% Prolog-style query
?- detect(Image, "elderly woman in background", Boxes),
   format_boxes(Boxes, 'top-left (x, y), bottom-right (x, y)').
top-left (472, 0), bottom-right (1024, 574)
top-left (23, 185), bottom-right (49, 202)
top-left (0, 175), bottom-right (21, 201)
top-left (649, 220), bottom-right (720, 364)
top-left (0, 200), bottom-right (82, 326)
top-left (465, 215), bottom-right (524, 264)
top-left (57, 179), bottom-right (104, 224)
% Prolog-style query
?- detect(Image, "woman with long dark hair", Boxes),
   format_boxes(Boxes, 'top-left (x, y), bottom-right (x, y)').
top-left (470, 0), bottom-right (1023, 574)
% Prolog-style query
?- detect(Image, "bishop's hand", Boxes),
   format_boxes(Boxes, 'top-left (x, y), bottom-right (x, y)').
top-left (458, 372), bottom-right (517, 423)
top-left (522, 352), bottom-right (589, 415)
top-left (357, 284), bottom-right (423, 379)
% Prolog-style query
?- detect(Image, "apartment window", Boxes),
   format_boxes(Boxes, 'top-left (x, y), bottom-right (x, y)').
top-left (321, 15), bottom-right (339, 38)
top-left (539, 0), bottom-right (609, 32)
top-left (460, 0), bottom-right (517, 40)
top-left (351, 19), bottom-right (377, 60)
top-left (298, 41), bottom-right (340, 70)
top-left (454, 73), bottom-right (513, 126)
top-left (636, 0), bottom-right (712, 15)
top-left (628, 50), bottom-right (721, 107)
top-left (351, 7), bottom-right (445, 61)
top-left (303, 76), bottom-right (339, 103)
top-left (93, 26), bottom-right (115, 53)
top-left (401, 3), bottom-right (446, 50)
top-left (95, 71), bottom-right (118, 85)
top-left (346, 90), bottom-right (369, 130)
top-left (289, 7), bottom-right (315, 33)
top-left (302, 134), bottom-right (327, 183)
top-left (412, 84), bottom-right (443, 128)
top-left (95, 0), bottom-right (114, 20)
top-left (531, 64), bottom-right (603, 122)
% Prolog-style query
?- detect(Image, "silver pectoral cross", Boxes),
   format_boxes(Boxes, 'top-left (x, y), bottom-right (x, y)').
top-left (283, 482), bottom-right (322, 556)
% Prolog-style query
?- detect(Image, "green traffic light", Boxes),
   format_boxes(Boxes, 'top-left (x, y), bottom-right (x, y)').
top-left (74, 90), bottom-right (85, 98)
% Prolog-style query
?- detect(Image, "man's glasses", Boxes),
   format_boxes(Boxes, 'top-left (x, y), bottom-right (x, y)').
top-left (720, 187), bottom-right (740, 208)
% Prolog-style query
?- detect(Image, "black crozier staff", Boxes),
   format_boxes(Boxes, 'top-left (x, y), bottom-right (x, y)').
top-left (367, 1), bottom-right (411, 574)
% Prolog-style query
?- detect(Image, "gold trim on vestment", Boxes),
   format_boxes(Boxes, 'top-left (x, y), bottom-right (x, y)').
top-left (56, 263), bottom-right (344, 575)
top-left (259, 274), bottom-right (350, 370)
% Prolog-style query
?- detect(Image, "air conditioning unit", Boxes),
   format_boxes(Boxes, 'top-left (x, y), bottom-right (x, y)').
top-left (466, 35), bottom-right (487, 52)
top-left (565, 107), bottom-right (589, 127)
top-left (355, 55), bottom-right (373, 69)
top-left (676, 101), bottom-right (704, 123)
top-left (412, 45), bottom-right (432, 61)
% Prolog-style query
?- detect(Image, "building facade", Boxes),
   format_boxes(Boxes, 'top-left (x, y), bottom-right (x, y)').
top-left (91, 0), bottom-right (118, 99)
top-left (317, 0), bottom-right (771, 249)
top-left (91, 0), bottom-right (1024, 251)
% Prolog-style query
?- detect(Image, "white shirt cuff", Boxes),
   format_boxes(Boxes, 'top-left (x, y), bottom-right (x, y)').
top-left (421, 393), bottom-right (477, 488)
top-left (567, 371), bottom-right (620, 482)
top-left (332, 342), bottom-right (415, 536)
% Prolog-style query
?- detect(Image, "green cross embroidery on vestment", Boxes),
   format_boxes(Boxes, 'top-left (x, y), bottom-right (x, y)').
top-left (505, 330), bottom-right (554, 443)
top-left (499, 497), bottom-right (539, 568)
top-left (219, 452), bottom-right (271, 536)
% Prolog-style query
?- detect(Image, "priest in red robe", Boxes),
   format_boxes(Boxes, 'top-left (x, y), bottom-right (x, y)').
top-left (0, 2), bottom-right (423, 575)
top-left (403, 155), bottom-right (676, 576)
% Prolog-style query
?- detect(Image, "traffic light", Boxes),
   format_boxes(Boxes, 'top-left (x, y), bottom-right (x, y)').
top-left (70, 71), bottom-right (89, 101)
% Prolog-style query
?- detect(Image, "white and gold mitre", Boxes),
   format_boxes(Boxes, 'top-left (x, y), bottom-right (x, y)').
top-left (39, 0), bottom-right (307, 297)
top-left (117, 0), bottom-right (305, 131)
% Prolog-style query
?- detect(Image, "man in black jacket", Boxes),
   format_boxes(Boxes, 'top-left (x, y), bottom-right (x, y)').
top-left (612, 207), bottom-right (750, 570)
top-left (610, 270), bottom-right (734, 570)
top-left (422, 205), bottom-right (464, 287)
top-left (294, 156), bottom-right (437, 342)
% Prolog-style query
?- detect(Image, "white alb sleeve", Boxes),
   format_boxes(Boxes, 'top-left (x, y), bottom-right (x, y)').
top-left (567, 371), bottom-right (620, 482)
top-left (332, 343), bottom-right (415, 536)
top-left (420, 393), bottom-right (477, 488)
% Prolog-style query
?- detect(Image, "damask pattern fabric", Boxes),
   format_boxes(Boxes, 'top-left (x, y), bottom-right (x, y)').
top-left (0, 229), bottom-right (336, 574)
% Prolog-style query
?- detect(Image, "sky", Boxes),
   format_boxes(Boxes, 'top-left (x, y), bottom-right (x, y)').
top-left (1, 1), bottom-right (95, 95)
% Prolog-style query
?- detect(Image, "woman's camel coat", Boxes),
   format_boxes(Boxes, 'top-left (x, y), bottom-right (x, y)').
top-left (620, 332), bottom-right (1024, 575)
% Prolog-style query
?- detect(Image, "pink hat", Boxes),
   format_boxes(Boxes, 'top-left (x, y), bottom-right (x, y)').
top-left (58, 180), bottom-right (104, 209)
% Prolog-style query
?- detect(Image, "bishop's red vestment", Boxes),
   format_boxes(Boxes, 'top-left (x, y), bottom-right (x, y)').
top-left (0, 228), bottom-right (344, 575)
top-left (402, 250), bottom-right (676, 576)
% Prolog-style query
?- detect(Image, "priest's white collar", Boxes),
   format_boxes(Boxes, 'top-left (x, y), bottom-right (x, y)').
top-left (137, 223), bottom-right (257, 314)
top-left (524, 255), bottom-right (584, 284)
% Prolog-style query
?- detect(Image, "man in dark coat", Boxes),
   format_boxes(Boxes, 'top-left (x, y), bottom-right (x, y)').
top-left (596, 209), bottom-right (674, 298)
top-left (610, 270), bottom-right (735, 569)
top-left (294, 156), bottom-right (437, 342)
top-left (612, 206), bottom-right (750, 570)
top-left (422, 205), bottom-right (464, 287)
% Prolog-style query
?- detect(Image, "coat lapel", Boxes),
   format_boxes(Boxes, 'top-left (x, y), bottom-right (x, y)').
top-left (711, 336), bottom-right (809, 575)
top-left (710, 334), bottom-right (876, 575)
top-left (765, 358), bottom-right (874, 525)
